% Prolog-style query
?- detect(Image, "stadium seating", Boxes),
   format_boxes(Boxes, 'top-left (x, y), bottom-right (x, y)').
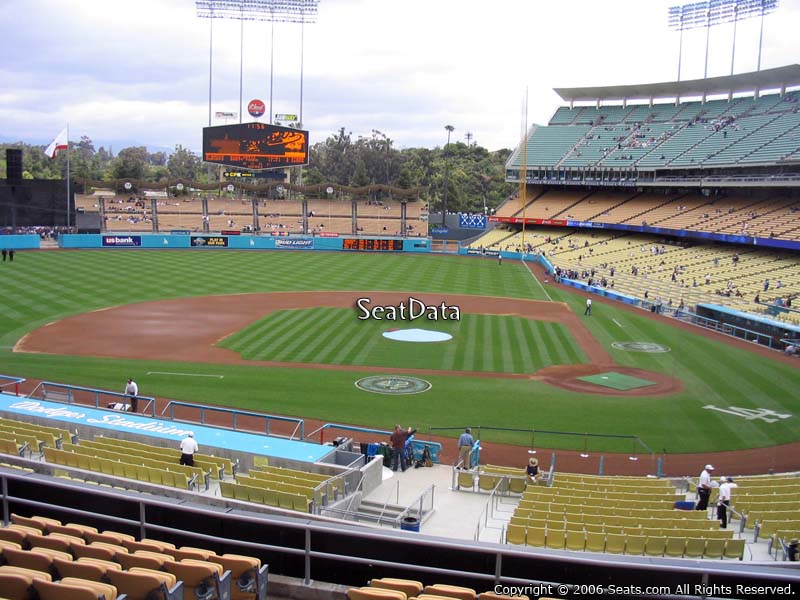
top-left (43, 445), bottom-right (203, 491)
top-left (77, 193), bottom-right (427, 237)
top-left (0, 515), bottom-right (268, 599)
top-left (471, 222), bottom-right (799, 320)
top-left (508, 91), bottom-right (800, 169)
top-left (499, 471), bottom-right (755, 559)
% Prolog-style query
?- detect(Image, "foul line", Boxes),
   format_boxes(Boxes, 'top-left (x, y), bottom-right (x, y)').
top-left (522, 259), bottom-right (553, 302)
top-left (612, 318), bottom-right (624, 328)
top-left (147, 371), bottom-right (224, 379)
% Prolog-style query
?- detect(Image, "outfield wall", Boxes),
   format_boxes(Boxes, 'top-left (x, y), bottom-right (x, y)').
top-left (59, 233), bottom-right (431, 253)
top-left (0, 234), bottom-right (41, 249)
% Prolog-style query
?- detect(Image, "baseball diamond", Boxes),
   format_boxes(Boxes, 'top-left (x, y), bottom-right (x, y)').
top-left (1, 249), bottom-right (797, 466)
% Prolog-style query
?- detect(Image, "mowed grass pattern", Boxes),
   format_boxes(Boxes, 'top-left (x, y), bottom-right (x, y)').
top-left (0, 249), bottom-right (798, 453)
top-left (219, 308), bottom-right (586, 373)
top-left (0, 250), bottom-right (541, 349)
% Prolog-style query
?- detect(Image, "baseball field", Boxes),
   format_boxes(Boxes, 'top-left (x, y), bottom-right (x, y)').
top-left (0, 249), bottom-right (797, 459)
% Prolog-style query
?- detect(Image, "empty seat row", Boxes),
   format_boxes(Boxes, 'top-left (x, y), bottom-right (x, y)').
top-left (43, 447), bottom-right (197, 490)
top-left (511, 515), bottom-right (726, 535)
top-left (220, 480), bottom-right (311, 512)
top-left (81, 438), bottom-right (226, 481)
top-left (0, 565), bottom-right (119, 600)
top-left (353, 577), bottom-right (534, 600)
top-left (506, 525), bottom-right (745, 559)
top-left (517, 499), bottom-right (707, 520)
top-left (1, 514), bottom-right (267, 600)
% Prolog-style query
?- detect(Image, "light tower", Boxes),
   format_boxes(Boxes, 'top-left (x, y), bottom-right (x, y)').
top-left (196, 0), bottom-right (319, 126)
top-left (668, 0), bottom-right (779, 82)
top-left (442, 125), bottom-right (455, 227)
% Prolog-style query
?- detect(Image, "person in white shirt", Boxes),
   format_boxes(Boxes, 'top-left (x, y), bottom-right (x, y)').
top-left (696, 464), bottom-right (714, 511)
top-left (124, 378), bottom-right (139, 413)
top-left (717, 476), bottom-right (737, 528)
top-left (179, 432), bottom-right (199, 466)
top-left (584, 297), bottom-right (592, 316)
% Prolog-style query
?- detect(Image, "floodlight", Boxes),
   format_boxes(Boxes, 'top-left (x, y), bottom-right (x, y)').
top-left (668, 0), bottom-right (779, 80)
top-left (197, 0), bottom-right (318, 23)
top-left (668, 0), bottom-right (777, 30)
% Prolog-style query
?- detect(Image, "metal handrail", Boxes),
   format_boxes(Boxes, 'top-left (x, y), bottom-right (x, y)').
top-left (475, 476), bottom-right (508, 542)
top-left (396, 483), bottom-right (435, 527)
top-left (26, 381), bottom-right (157, 417)
top-left (161, 400), bottom-right (304, 439)
top-left (377, 480), bottom-right (400, 526)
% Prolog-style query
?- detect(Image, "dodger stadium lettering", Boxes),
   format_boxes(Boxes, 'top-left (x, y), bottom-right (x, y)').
top-left (8, 401), bottom-right (194, 437)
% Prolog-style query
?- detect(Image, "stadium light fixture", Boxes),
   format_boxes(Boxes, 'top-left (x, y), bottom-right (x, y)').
top-left (667, 0), bottom-right (778, 80)
top-left (442, 125), bottom-right (455, 227)
top-left (196, 0), bottom-right (318, 23)
top-left (196, 1), bottom-right (319, 127)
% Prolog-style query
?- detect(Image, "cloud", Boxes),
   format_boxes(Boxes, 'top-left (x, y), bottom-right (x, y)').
top-left (1, 0), bottom-right (799, 153)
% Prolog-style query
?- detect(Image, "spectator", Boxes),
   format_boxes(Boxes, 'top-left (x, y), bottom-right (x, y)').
top-left (788, 539), bottom-right (799, 561)
top-left (124, 378), bottom-right (139, 413)
top-left (389, 425), bottom-right (416, 473)
top-left (179, 432), bottom-right (198, 466)
top-left (526, 458), bottom-right (539, 484)
top-left (456, 428), bottom-right (474, 469)
top-left (717, 476), bottom-right (737, 529)
top-left (696, 464), bottom-right (715, 511)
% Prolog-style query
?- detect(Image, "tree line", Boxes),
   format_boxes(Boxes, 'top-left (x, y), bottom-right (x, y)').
top-left (1, 130), bottom-right (514, 213)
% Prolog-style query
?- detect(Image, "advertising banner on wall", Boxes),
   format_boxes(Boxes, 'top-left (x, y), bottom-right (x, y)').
top-left (102, 235), bottom-right (141, 247)
top-left (458, 214), bottom-right (487, 229)
top-left (190, 236), bottom-right (228, 247)
top-left (275, 239), bottom-right (314, 249)
top-left (489, 217), bottom-right (567, 227)
top-left (466, 248), bottom-right (500, 257)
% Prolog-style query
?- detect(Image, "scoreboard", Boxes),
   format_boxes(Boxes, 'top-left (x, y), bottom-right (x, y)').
top-left (342, 238), bottom-right (403, 251)
top-left (203, 122), bottom-right (309, 170)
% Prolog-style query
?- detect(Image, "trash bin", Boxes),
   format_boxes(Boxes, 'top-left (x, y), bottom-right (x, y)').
top-left (400, 517), bottom-right (420, 532)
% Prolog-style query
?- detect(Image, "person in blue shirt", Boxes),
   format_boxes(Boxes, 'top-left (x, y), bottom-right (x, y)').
top-left (457, 428), bottom-right (474, 469)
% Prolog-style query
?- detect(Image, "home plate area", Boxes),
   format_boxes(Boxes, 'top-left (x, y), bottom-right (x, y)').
top-left (576, 371), bottom-right (657, 391)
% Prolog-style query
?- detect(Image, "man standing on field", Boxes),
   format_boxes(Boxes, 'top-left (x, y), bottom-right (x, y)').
top-left (584, 297), bottom-right (592, 316)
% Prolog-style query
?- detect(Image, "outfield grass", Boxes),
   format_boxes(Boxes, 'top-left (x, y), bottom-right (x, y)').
top-left (0, 249), bottom-right (798, 454)
top-left (219, 308), bottom-right (586, 373)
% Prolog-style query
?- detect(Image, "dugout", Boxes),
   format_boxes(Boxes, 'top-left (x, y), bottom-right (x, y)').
top-left (695, 303), bottom-right (800, 348)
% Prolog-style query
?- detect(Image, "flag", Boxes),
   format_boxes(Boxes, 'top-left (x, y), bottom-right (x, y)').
top-left (44, 128), bottom-right (68, 159)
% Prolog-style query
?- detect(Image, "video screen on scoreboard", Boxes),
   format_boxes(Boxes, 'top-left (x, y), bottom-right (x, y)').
top-left (202, 122), bottom-right (309, 170)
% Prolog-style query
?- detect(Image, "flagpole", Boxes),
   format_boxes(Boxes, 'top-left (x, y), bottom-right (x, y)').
top-left (66, 124), bottom-right (71, 230)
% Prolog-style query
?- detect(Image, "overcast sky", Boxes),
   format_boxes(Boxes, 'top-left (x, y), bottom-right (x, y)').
top-left (1, 0), bottom-right (798, 153)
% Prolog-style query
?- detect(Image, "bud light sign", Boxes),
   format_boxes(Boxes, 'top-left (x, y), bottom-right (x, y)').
top-left (102, 235), bottom-right (141, 247)
top-left (248, 99), bottom-right (266, 118)
top-left (275, 238), bottom-right (314, 249)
